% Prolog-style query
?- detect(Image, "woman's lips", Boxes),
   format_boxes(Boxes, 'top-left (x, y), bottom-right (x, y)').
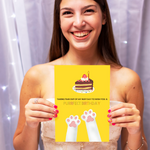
top-left (71, 30), bottom-right (91, 40)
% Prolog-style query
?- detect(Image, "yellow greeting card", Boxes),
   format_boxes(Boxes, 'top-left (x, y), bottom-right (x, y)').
top-left (55, 65), bottom-right (110, 142)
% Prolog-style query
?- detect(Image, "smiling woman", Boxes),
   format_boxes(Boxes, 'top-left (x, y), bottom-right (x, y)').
top-left (13, 0), bottom-right (148, 150)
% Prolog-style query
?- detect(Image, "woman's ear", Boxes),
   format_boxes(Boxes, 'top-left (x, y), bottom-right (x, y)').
top-left (102, 13), bottom-right (107, 25)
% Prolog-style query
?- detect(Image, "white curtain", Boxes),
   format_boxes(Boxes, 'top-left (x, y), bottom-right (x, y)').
top-left (108, 0), bottom-right (150, 149)
top-left (0, 0), bottom-right (149, 150)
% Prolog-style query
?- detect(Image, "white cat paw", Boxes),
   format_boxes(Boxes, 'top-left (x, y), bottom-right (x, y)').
top-left (81, 109), bottom-right (96, 122)
top-left (66, 115), bottom-right (81, 127)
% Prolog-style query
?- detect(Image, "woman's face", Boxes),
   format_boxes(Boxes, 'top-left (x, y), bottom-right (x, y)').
top-left (60, 0), bottom-right (106, 51)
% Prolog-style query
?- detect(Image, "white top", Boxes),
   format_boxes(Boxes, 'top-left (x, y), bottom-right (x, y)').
top-left (41, 99), bottom-right (123, 150)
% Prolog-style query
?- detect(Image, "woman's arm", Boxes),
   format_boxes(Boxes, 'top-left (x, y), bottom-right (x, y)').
top-left (109, 69), bottom-right (148, 150)
top-left (13, 67), bottom-right (41, 150)
top-left (122, 72), bottom-right (148, 150)
top-left (13, 65), bottom-right (56, 150)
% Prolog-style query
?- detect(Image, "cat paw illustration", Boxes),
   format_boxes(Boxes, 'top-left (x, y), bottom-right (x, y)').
top-left (65, 115), bottom-right (81, 142)
top-left (81, 109), bottom-right (101, 142)
top-left (66, 115), bottom-right (81, 128)
top-left (81, 109), bottom-right (96, 123)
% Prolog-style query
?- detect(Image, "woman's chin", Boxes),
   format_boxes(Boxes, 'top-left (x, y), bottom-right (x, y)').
top-left (71, 44), bottom-right (93, 52)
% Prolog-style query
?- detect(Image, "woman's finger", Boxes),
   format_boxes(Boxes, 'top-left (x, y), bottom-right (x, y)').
top-left (110, 115), bottom-right (137, 124)
top-left (110, 103), bottom-right (136, 112)
top-left (28, 110), bottom-right (58, 119)
top-left (110, 107), bottom-right (138, 118)
top-left (114, 119), bottom-right (141, 128)
top-left (29, 98), bottom-right (57, 108)
top-left (30, 104), bottom-right (58, 114)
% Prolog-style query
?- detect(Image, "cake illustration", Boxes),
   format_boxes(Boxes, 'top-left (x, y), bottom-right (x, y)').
top-left (73, 72), bottom-right (94, 93)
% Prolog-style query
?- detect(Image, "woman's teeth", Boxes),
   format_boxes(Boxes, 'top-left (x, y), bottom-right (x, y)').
top-left (73, 31), bottom-right (90, 37)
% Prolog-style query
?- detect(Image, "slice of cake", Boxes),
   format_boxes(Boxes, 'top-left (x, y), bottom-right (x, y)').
top-left (75, 74), bottom-right (93, 91)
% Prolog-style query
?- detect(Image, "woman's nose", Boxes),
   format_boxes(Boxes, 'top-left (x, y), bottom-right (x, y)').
top-left (73, 14), bottom-right (85, 28)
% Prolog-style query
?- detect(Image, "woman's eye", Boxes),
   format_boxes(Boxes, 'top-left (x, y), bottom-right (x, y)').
top-left (63, 11), bottom-right (72, 15)
top-left (85, 9), bottom-right (94, 13)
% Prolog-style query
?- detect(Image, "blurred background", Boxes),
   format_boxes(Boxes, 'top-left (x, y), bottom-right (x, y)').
top-left (0, 0), bottom-right (149, 149)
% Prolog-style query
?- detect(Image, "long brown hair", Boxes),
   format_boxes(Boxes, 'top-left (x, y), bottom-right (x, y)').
top-left (49, 0), bottom-right (121, 66)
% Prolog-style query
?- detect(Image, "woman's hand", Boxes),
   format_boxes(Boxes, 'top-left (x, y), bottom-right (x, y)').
top-left (107, 103), bottom-right (141, 135)
top-left (25, 98), bottom-right (59, 128)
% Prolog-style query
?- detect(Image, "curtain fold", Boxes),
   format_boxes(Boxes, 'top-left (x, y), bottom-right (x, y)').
top-left (13, 0), bottom-right (32, 74)
top-left (0, 0), bottom-right (24, 149)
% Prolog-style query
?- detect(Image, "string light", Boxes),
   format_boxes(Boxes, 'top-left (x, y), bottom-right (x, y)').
top-left (12, 105), bottom-right (16, 110)
top-left (12, 38), bottom-right (17, 41)
top-left (114, 19), bottom-right (117, 23)
top-left (123, 41), bottom-right (128, 44)
top-left (1, 86), bottom-right (8, 91)
top-left (7, 115), bottom-right (11, 121)
top-left (10, 13), bottom-right (16, 18)
top-left (10, 62), bottom-right (15, 65)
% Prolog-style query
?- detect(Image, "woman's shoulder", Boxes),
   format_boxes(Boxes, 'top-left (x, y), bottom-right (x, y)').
top-left (111, 66), bottom-right (143, 103)
top-left (115, 66), bottom-right (142, 97)
top-left (117, 67), bottom-right (141, 83)
top-left (25, 64), bottom-right (53, 82)
top-left (111, 65), bottom-right (140, 81)
top-left (24, 58), bottom-right (63, 83)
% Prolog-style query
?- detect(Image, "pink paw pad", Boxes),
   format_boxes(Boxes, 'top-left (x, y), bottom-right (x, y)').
top-left (66, 115), bottom-right (81, 128)
top-left (81, 109), bottom-right (96, 123)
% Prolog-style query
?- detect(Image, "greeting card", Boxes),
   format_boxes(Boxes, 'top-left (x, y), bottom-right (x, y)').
top-left (55, 65), bottom-right (110, 142)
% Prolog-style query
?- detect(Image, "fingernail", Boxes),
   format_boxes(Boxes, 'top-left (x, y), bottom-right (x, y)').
top-left (54, 109), bottom-right (59, 114)
top-left (53, 114), bottom-right (57, 118)
top-left (108, 109), bottom-right (111, 113)
top-left (112, 123), bottom-right (116, 126)
top-left (107, 114), bottom-right (111, 118)
top-left (108, 119), bottom-right (112, 123)
top-left (49, 118), bottom-right (52, 120)
top-left (54, 105), bottom-right (58, 109)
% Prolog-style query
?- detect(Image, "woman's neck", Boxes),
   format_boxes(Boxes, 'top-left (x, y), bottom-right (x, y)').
top-left (64, 47), bottom-right (105, 65)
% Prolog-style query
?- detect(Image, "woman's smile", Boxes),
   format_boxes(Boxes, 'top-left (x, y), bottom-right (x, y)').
top-left (72, 30), bottom-right (91, 37)
top-left (71, 30), bottom-right (92, 40)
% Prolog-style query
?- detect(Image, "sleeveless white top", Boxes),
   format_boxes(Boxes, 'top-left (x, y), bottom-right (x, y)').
top-left (41, 99), bottom-right (123, 150)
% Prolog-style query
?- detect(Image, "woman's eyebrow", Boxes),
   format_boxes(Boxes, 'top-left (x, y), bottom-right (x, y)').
top-left (60, 5), bottom-right (97, 11)
top-left (83, 5), bottom-right (97, 10)
top-left (60, 7), bottom-right (73, 11)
